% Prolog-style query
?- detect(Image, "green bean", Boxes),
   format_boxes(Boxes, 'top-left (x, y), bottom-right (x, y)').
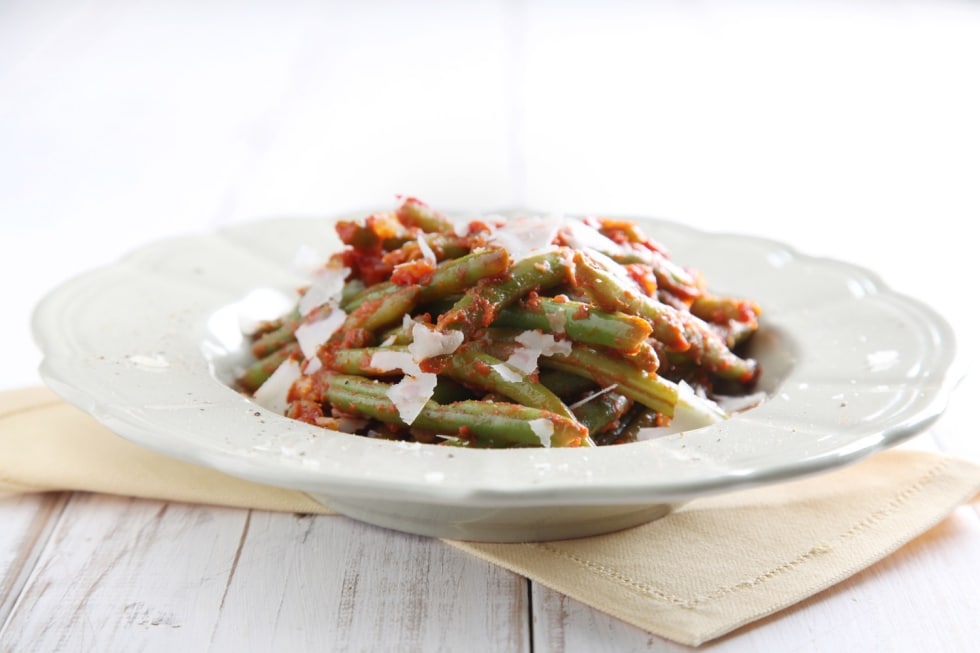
top-left (396, 197), bottom-right (457, 234)
top-left (587, 218), bottom-right (704, 300)
top-left (441, 349), bottom-right (573, 419)
top-left (343, 248), bottom-right (508, 311)
top-left (541, 343), bottom-right (678, 417)
top-left (608, 250), bottom-right (703, 301)
top-left (538, 370), bottom-right (598, 401)
top-left (690, 294), bottom-right (761, 326)
top-left (251, 303), bottom-right (336, 358)
top-left (385, 233), bottom-right (470, 264)
top-left (572, 250), bottom-right (688, 351)
top-left (377, 320), bottom-right (415, 346)
top-left (238, 342), bottom-right (301, 393)
top-left (329, 343), bottom-right (574, 418)
top-left (335, 213), bottom-right (400, 246)
top-left (340, 278), bottom-right (366, 305)
top-left (611, 405), bottom-right (661, 444)
top-left (430, 377), bottom-right (475, 404)
top-left (418, 248), bottom-right (510, 302)
top-left (250, 307), bottom-right (300, 358)
top-left (571, 390), bottom-right (632, 438)
top-left (492, 297), bottom-right (652, 352)
top-left (328, 346), bottom-right (409, 376)
top-left (341, 280), bottom-right (396, 312)
top-left (322, 374), bottom-right (590, 447)
top-left (249, 314), bottom-right (288, 339)
top-left (574, 250), bottom-right (757, 383)
top-left (337, 285), bottom-right (420, 338)
top-left (437, 250), bottom-right (572, 336)
top-left (249, 199), bottom-right (764, 448)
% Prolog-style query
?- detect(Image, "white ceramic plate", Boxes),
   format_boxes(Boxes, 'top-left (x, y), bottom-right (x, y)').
top-left (32, 212), bottom-right (963, 541)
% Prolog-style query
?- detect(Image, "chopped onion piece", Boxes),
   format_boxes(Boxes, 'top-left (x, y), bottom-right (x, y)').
top-left (253, 359), bottom-right (301, 414)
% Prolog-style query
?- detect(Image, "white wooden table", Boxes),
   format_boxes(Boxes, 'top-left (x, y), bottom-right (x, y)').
top-left (2, 1), bottom-right (979, 650)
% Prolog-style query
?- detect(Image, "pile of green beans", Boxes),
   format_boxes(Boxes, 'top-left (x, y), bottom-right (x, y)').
top-left (239, 198), bottom-right (761, 448)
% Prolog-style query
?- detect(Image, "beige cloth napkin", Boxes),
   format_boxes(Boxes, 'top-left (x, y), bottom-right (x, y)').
top-left (3, 387), bottom-right (979, 647)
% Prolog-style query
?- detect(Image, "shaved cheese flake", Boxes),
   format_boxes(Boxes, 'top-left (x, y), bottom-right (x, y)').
top-left (416, 234), bottom-right (437, 266)
top-left (507, 330), bottom-right (573, 374)
top-left (290, 244), bottom-right (324, 278)
top-left (295, 308), bottom-right (346, 359)
top-left (454, 219), bottom-right (471, 238)
top-left (408, 323), bottom-right (464, 360)
top-left (387, 372), bottom-right (438, 425)
top-left (490, 362), bottom-right (523, 383)
top-left (488, 214), bottom-right (563, 262)
top-left (545, 310), bottom-right (566, 334)
top-left (529, 418), bottom-right (555, 447)
top-left (436, 433), bottom-right (463, 443)
top-left (402, 312), bottom-right (415, 329)
top-left (304, 356), bottom-right (322, 374)
top-left (370, 350), bottom-right (420, 375)
top-left (372, 323), bottom-right (464, 424)
top-left (568, 384), bottom-right (619, 410)
top-left (505, 347), bottom-right (540, 375)
top-left (515, 330), bottom-right (572, 357)
top-left (298, 265), bottom-right (349, 316)
top-left (561, 219), bottom-right (627, 256)
top-left (253, 359), bottom-right (301, 414)
top-left (636, 381), bottom-right (727, 440)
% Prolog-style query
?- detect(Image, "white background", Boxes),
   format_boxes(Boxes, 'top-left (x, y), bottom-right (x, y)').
top-left (3, 0), bottom-right (978, 394)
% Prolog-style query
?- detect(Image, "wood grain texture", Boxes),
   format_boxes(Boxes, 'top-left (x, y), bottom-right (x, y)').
top-left (208, 511), bottom-right (529, 652)
top-left (2, 494), bottom-right (249, 651)
top-left (0, 495), bottom-right (528, 652)
top-left (0, 493), bottom-right (68, 632)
